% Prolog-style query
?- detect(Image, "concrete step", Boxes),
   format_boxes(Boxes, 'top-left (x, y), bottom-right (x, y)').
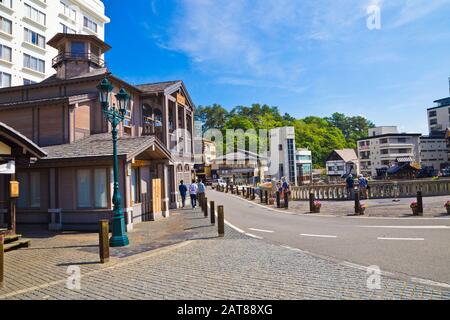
top-left (4, 239), bottom-right (31, 252)
top-left (4, 234), bottom-right (21, 244)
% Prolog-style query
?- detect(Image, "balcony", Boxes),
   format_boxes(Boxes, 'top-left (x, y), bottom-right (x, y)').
top-left (52, 52), bottom-right (105, 68)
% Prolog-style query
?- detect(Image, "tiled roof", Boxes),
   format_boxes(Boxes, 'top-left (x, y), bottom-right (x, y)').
top-left (41, 68), bottom-right (109, 84)
top-left (334, 149), bottom-right (358, 162)
top-left (41, 133), bottom-right (170, 161)
top-left (135, 81), bottom-right (181, 94)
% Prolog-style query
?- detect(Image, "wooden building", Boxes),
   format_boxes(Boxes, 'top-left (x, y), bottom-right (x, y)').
top-left (0, 33), bottom-right (195, 231)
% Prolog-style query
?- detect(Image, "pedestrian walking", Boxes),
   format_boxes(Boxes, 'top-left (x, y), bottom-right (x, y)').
top-left (179, 180), bottom-right (188, 208)
top-left (359, 175), bottom-right (369, 199)
top-left (189, 180), bottom-right (198, 209)
top-left (346, 174), bottom-right (355, 199)
top-left (198, 179), bottom-right (206, 205)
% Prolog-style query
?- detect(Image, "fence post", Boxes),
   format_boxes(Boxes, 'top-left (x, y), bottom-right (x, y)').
top-left (284, 191), bottom-right (289, 209)
top-left (204, 197), bottom-right (208, 218)
top-left (355, 191), bottom-right (361, 215)
top-left (309, 192), bottom-right (315, 213)
top-left (276, 191), bottom-right (281, 208)
top-left (210, 201), bottom-right (215, 225)
top-left (99, 220), bottom-right (110, 264)
top-left (218, 206), bottom-right (225, 237)
top-left (417, 191), bottom-right (424, 216)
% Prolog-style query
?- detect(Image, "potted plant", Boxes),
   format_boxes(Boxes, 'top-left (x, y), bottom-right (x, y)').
top-left (445, 201), bottom-right (450, 215)
top-left (312, 200), bottom-right (322, 213)
top-left (410, 201), bottom-right (419, 215)
top-left (359, 203), bottom-right (367, 215)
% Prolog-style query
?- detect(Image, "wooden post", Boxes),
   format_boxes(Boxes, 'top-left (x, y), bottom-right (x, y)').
top-left (204, 197), bottom-right (208, 218)
top-left (0, 234), bottom-right (4, 286)
top-left (260, 189), bottom-right (263, 203)
top-left (252, 188), bottom-right (256, 200)
top-left (417, 191), bottom-right (423, 216)
top-left (284, 191), bottom-right (289, 209)
top-left (355, 191), bottom-right (361, 215)
top-left (309, 192), bottom-right (315, 213)
top-left (247, 188), bottom-right (251, 199)
top-left (276, 191), bottom-right (281, 208)
top-left (265, 190), bottom-right (269, 204)
top-left (99, 220), bottom-right (110, 264)
top-left (210, 201), bottom-right (215, 225)
top-left (10, 173), bottom-right (17, 235)
top-left (226, 185), bottom-right (229, 193)
top-left (218, 206), bottom-right (225, 237)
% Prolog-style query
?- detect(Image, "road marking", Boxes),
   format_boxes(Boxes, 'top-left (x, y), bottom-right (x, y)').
top-left (300, 233), bottom-right (337, 239)
top-left (245, 233), bottom-right (264, 240)
top-left (411, 277), bottom-right (450, 289)
top-left (377, 237), bottom-right (425, 241)
top-left (248, 228), bottom-right (274, 233)
top-left (361, 225), bottom-right (450, 230)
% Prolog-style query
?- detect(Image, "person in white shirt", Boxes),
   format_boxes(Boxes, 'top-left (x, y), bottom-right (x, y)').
top-left (189, 180), bottom-right (199, 209)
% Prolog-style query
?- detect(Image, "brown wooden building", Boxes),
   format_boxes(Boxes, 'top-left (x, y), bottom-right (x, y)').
top-left (0, 33), bottom-right (195, 231)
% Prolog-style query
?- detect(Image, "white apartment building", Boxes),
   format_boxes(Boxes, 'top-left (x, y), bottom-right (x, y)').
top-left (325, 149), bottom-right (359, 182)
top-left (420, 135), bottom-right (449, 170)
top-left (358, 126), bottom-right (421, 177)
top-left (428, 97), bottom-right (450, 134)
top-left (0, 0), bottom-right (109, 87)
top-left (269, 127), bottom-right (297, 185)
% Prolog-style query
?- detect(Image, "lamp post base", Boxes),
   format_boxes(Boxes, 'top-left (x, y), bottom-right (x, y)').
top-left (109, 234), bottom-right (129, 248)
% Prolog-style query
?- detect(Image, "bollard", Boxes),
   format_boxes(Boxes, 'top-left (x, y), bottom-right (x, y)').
top-left (417, 191), bottom-right (424, 216)
top-left (99, 220), bottom-right (110, 264)
top-left (210, 201), bottom-right (216, 225)
top-left (309, 192), bottom-right (315, 213)
top-left (276, 191), bottom-right (281, 208)
top-left (0, 234), bottom-right (4, 286)
top-left (284, 191), bottom-right (289, 209)
top-left (237, 187), bottom-right (240, 196)
top-left (265, 190), bottom-right (269, 204)
top-left (355, 191), bottom-right (361, 215)
top-left (226, 185), bottom-right (229, 193)
top-left (252, 188), bottom-right (256, 200)
top-left (247, 188), bottom-right (251, 199)
top-left (218, 206), bottom-right (225, 237)
top-left (260, 189), bottom-right (264, 203)
top-left (204, 197), bottom-right (208, 218)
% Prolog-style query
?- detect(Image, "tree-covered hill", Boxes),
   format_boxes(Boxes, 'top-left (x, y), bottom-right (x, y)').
top-left (195, 104), bottom-right (375, 167)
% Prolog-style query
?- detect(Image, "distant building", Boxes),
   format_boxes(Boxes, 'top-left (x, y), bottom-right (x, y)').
top-left (325, 149), bottom-right (359, 182)
top-left (420, 133), bottom-right (449, 171)
top-left (194, 139), bottom-right (217, 182)
top-left (269, 127), bottom-right (297, 185)
top-left (296, 148), bottom-right (312, 185)
top-left (357, 126), bottom-right (421, 177)
top-left (428, 97), bottom-right (450, 134)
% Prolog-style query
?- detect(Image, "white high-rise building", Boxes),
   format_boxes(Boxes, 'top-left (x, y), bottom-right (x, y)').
top-left (0, 0), bottom-right (109, 87)
top-left (269, 127), bottom-right (298, 185)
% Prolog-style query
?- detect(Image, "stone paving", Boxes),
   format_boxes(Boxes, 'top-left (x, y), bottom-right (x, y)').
top-left (1, 206), bottom-right (449, 300)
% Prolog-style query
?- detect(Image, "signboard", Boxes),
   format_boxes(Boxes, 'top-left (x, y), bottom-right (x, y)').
top-left (10, 181), bottom-right (19, 198)
top-left (176, 93), bottom-right (186, 106)
top-left (152, 179), bottom-right (161, 213)
top-left (0, 161), bottom-right (15, 175)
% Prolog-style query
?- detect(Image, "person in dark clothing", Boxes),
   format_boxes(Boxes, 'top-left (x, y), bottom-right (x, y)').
top-left (346, 175), bottom-right (355, 199)
top-left (179, 180), bottom-right (188, 208)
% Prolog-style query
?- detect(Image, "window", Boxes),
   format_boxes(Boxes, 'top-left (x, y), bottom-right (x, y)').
top-left (23, 54), bottom-right (45, 73)
top-left (24, 28), bottom-right (46, 48)
top-left (131, 168), bottom-right (140, 204)
top-left (0, 16), bottom-right (12, 34)
top-left (59, 23), bottom-right (76, 34)
top-left (397, 138), bottom-right (407, 143)
top-left (0, 0), bottom-right (12, 8)
top-left (60, 1), bottom-right (77, 20)
top-left (23, 78), bottom-right (36, 85)
top-left (380, 138), bottom-right (388, 144)
top-left (17, 171), bottom-right (40, 209)
top-left (94, 169), bottom-right (107, 208)
top-left (25, 4), bottom-right (46, 26)
top-left (278, 144), bottom-right (283, 151)
top-left (0, 71), bottom-right (11, 87)
top-left (83, 16), bottom-right (97, 33)
top-left (71, 41), bottom-right (85, 57)
top-left (77, 169), bottom-right (91, 208)
top-left (0, 44), bottom-right (11, 61)
top-left (429, 110), bottom-right (437, 117)
top-left (430, 119), bottom-right (438, 126)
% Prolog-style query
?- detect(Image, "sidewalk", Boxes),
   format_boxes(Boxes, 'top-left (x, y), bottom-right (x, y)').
top-left (1, 205), bottom-right (449, 300)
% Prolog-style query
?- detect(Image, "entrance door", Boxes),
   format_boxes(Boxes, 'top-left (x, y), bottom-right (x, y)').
top-left (152, 179), bottom-right (162, 214)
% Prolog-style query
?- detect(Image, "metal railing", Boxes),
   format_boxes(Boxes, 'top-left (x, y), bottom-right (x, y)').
top-left (52, 52), bottom-right (105, 67)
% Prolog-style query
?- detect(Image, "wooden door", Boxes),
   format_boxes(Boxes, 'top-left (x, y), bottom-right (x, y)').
top-left (152, 178), bottom-right (161, 213)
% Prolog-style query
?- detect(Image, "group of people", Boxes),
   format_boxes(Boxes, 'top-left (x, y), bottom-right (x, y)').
top-left (276, 177), bottom-right (291, 198)
top-left (346, 174), bottom-right (370, 199)
top-left (178, 179), bottom-right (206, 209)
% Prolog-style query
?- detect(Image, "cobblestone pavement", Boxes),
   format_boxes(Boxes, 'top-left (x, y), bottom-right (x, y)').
top-left (1, 207), bottom-right (449, 300)
top-left (246, 192), bottom-right (450, 218)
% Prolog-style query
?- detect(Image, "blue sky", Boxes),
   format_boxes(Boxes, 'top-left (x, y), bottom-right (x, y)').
top-left (104, 0), bottom-right (450, 134)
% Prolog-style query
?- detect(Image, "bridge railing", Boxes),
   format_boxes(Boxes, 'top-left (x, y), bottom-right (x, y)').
top-left (291, 179), bottom-right (450, 201)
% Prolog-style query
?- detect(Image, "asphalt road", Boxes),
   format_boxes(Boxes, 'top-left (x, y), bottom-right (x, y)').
top-left (206, 190), bottom-right (450, 285)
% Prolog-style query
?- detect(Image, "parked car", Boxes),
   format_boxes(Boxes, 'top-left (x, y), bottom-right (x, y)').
top-left (212, 179), bottom-right (227, 189)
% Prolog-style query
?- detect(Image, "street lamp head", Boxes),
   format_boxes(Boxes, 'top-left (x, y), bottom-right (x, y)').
top-left (115, 88), bottom-right (130, 116)
top-left (97, 77), bottom-right (114, 106)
